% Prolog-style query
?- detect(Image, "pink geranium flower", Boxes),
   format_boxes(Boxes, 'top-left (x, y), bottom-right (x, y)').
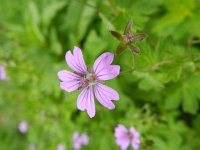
top-left (73, 132), bottom-right (89, 150)
top-left (115, 124), bottom-right (140, 150)
top-left (58, 46), bottom-right (120, 118)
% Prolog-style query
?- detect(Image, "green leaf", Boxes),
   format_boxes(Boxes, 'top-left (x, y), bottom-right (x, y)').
top-left (42, 1), bottom-right (67, 27)
top-left (84, 30), bottom-right (107, 64)
top-left (182, 88), bottom-right (199, 114)
top-left (165, 88), bottom-right (181, 110)
top-left (135, 72), bottom-right (164, 91)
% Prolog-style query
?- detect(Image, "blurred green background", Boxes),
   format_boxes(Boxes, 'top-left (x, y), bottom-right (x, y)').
top-left (0, 0), bottom-right (200, 149)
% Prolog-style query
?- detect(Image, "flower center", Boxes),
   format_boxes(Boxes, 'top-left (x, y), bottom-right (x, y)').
top-left (124, 33), bottom-right (133, 44)
top-left (86, 73), bottom-right (95, 82)
top-left (80, 72), bottom-right (96, 89)
top-left (128, 131), bottom-right (133, 139)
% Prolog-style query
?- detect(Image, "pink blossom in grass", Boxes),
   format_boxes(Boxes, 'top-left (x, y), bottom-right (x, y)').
top-left (18, 121), bottom-right (28, 134)
top-left (0, 65), bottom-right (8, 80)
top-left (57, 144), bottom-right (66, 150)
top-left (57, 46), bottom-right (120, 118)
top-left (115, 124), bottom-right (140, 150)
top-left (73, 132), bottom-right (89, 150)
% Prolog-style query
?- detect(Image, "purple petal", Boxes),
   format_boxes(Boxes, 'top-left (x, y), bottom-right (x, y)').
top-left (131, 139), bottom-right (140, 150)
top-left (115, 125), bottom-right (130, 149)
top-left (57, 144), bottom-right (66, 150)
top-left (58, 70), bottom-right (82, 92)
top-left (74, 140), bottom-right (82, 150)
top-left (58, 70), bottom-right (81, 81)
top-left (94, 83), bottom-right (119, 109)
top-left (65, 46), bottom-right (88, 74)
top-left (115, 125), bottom-right (128, 138)
top-left (95, 65), bottom-right (120, 81)
top-left (81, 134), bottom-right (89, 145)
top-left (60, 81), bottom-right (80, 92)
top-left (93, 52), bottom-right (114, 75)
top-left (73, 132), bottom-right (82, 150)
top-left (130, 128), bottom-right (140, 150)
top-left (129, 127), bottom-right (140, 139)
top-left (117, 136), bottom-right (130, 150)
top-left (18, 121), bottom-right (28, 134)
top-left (77, 86), bottom-right (95, 118)
top-left (73, 132), bottom-right (79, 141)
top-left (0, 65), bottom-right (8, 80)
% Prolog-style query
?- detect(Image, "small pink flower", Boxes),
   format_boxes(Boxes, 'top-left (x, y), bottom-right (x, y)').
top-left (18, 121), bottom-right (28, 133)
top-left (57, 144), bottom-right (66, 150)
top-left (115, 124), bottom-right (140, 150)
top-left (0, 65), bottom-right (8, 80)
top-left (73, 132), bottom-right (89, 150)
top-left (58, 46), bottom-right (120, 118)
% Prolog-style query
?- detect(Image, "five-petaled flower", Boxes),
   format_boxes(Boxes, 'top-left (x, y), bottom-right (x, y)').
top-left (73, 131), bottom-right (89, 150)
top-left (115, 124), bottom-right (140, 150)
top-left (58, 46), bottom-right (120, 118)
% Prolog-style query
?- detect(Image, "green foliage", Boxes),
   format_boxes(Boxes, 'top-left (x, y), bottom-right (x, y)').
top-left (0, 0), bottom-right (200, 149)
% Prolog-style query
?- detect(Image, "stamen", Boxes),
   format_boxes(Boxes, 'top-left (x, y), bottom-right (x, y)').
top-left (80, 72), bottom-right (97, 89)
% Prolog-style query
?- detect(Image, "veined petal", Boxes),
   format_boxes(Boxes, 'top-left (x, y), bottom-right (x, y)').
top-left (96, 65), bottom-right (120, 81)
top-left (60, 81), bottom-right (80, 92)
top-left (74, 46), bottom-right (88, 73)
top-left (96, 83), bottom-right (119, 101)
top-left (65, 46), bottom-right (88, 74)
top-left (77, 86), bottom-right (95, 118)
top-left (58, 70), bottom-right (81, 81)
top-left (93, 52), bottom-right (114, 75)
top-left (58, 70), bottom-right (82, 92)
top-left (86, 87), bottom-right (95, 118)
top-left (94, 83), bottom-right (119, 109)
top-left (77, 88), bottom-right (88, 111)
